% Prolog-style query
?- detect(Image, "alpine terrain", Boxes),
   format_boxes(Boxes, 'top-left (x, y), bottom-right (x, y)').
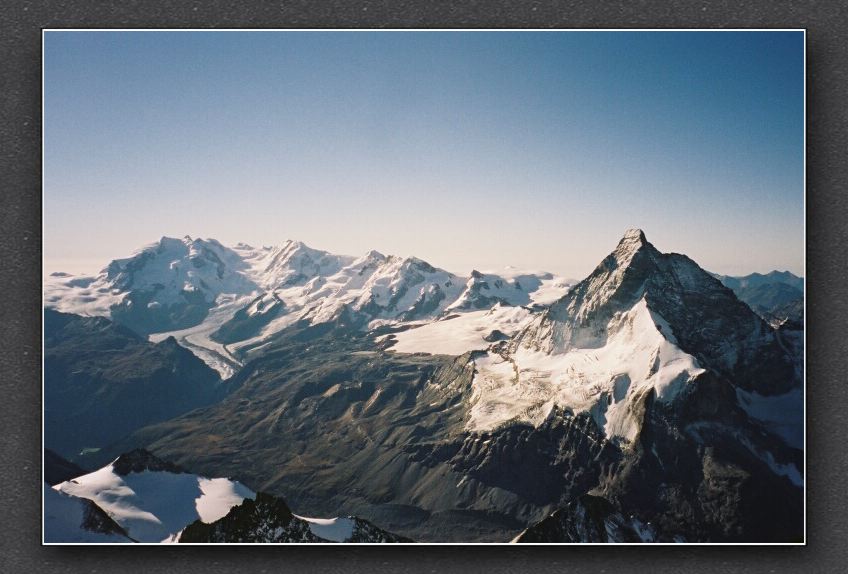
top-left (43, 229), bottom-right (803, 543)
top-left (46, 449), bottom-right (408, 543)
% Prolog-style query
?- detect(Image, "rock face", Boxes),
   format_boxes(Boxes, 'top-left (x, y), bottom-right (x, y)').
top-left (111, 448), bottom-right (186, 476)
top-left (44, 484), bottom-right (134, 543)
top-left (179, 492), bottom-right (411, 543)
top-left (53, 448), bottom-right (256, 543)
top-left (47, 448), bottom-right (407, 544)
top-left (513, 494), bottom-right (654, 543)
top-left (179, 492), bottom-right (316, 543)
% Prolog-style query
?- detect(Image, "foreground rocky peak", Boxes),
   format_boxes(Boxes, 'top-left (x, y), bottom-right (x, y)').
top-left (512, 494), bottom-right (656, 543)
top-left (178, 492), bottom-right (310, 543)
top-left (51, 449), bottom-right (409, 544)
top-left (178, 491), bottom-right (412, 543)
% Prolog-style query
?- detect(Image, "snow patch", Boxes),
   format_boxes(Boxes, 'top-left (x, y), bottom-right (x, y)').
top-left (381, 304), bottom-right (534, 356)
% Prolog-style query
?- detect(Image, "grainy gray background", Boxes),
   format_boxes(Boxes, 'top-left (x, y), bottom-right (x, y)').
top-left (2, 1), bottom-right (846, 572)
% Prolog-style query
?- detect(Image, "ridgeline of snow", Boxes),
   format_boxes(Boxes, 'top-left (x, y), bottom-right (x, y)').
top-left (53, 461), bottom-right (256, 542)
top-left (47, 453), bottom-right (403, 544)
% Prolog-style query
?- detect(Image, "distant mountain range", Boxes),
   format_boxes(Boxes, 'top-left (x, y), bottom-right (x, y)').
top-left (712, 270), bottom-right (803, 328)
top-left (45, 235), bottom-right (568, 361)
top-left (43, 230), bottom-right (803, 543)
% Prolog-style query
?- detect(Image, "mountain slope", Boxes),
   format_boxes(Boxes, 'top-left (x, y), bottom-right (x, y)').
top-left (44, 484), bottom-right (133, 543)
top-left (49, 449), bottom-right (409, 544)
top-left (513, 229), bottom-right (795, 394)
top-left (45, 236), bottom-right (260, 335)
top-left (44, 309), bottom-right (224, 459)
top-left (512, 494), bottom-right (656, 543)
top-left (45, 449), bottom-right (89, 486)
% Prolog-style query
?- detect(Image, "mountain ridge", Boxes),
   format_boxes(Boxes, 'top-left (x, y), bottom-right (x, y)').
top-left (47, 449), bottom-right (410, 544)
top-left (44, 229), bottom-right (804, 543)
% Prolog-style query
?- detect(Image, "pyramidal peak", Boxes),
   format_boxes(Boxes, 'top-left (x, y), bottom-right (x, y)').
top-left (612, 228), bottom-right (654, 259)
top-left (621, 228), bottom-right (647, 243)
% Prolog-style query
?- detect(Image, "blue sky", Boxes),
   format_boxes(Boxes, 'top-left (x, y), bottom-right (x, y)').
top-left (44, 31), bottom-right (804, 278)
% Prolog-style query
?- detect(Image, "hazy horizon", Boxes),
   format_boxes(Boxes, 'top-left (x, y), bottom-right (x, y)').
top-left (44, 31), bottom-right (804, 279)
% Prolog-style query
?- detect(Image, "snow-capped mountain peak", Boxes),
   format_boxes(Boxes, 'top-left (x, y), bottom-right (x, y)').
top-left (44, 236), bottom-right (571, 361)
top-left (256, 239), bottom-right (355, 289)
top-left (469, 228), bottom-right (798, 443)
top-left (619, 227), bottom-right (648, 246)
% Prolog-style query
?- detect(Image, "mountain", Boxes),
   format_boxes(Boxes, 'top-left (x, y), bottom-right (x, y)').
top-left (82, 231), bottom-right (802, 543)
top-left (473, 229), bottom-right (798, 445)
top-left (714, 271), bottom-right (803, 327)
top-left (511, 494), bottom-right (657, 543)
top-left (45, 229), bottom-right (803, 543)
top-left (485, 230), bottom-right (803, 541)
top-left (44, 309), bottom-right (225, 459)
top-left (44, 236), bottom-right (259, 336)
top-left (512, 229), bottom-right (795, 394)
top-left (44, 237), bottom-right (570, 376)
top-left (52, 449), bottom-right (255, 542)
top-left (198, 249), bottom-right (563, 359)
top-left (179, 492), bottom-right (411, 543)
top-left (715, 270), bottom-right (803, 293)
top-left (48, 449), bottom-right (408, 544)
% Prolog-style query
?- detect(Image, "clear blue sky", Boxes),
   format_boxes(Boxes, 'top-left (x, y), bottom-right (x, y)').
top-left (44, 30), bottom-right (804, 278)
